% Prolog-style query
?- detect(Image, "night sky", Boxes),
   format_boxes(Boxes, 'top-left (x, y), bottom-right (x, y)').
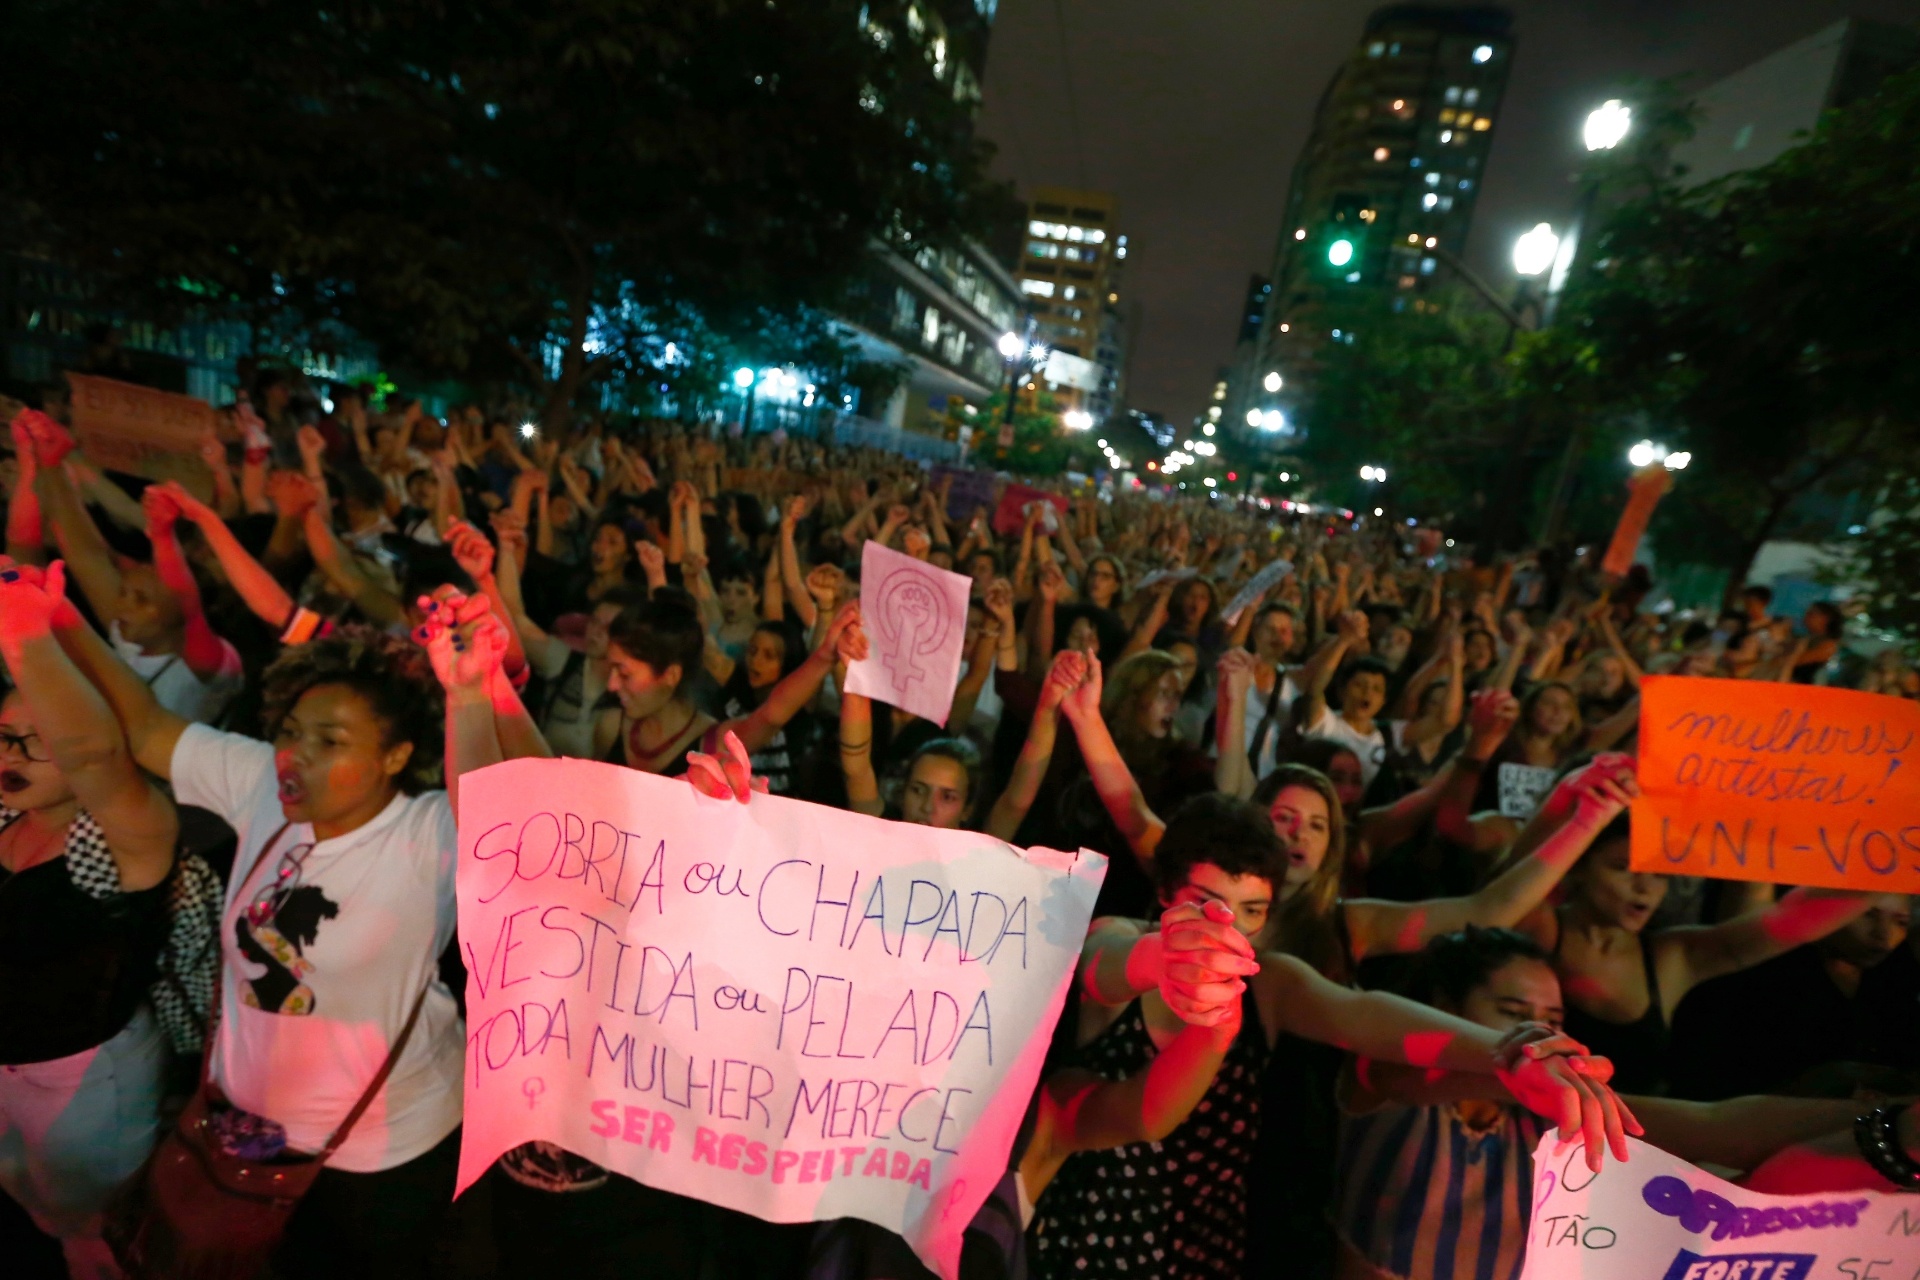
top-left (975, 0), bottom-right (1920, 421)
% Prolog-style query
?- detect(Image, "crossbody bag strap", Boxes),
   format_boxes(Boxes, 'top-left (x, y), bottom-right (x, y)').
top-left (317, 980), bottom-right (432, 1160)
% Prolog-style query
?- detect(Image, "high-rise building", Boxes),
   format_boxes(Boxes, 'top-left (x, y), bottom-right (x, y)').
top-left (1246, 6), bottom-right (1514, 413)
top-left (1217, 274), bottom-right (1271, 438)
top-left (1671, 18), bottom-right (1918, 187)
top-left (1012, 186), bottom-right (1127, 427)
top-left (831, 1), bottom-right (1025, 440)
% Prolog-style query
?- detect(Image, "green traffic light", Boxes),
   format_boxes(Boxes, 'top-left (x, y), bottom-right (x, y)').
top-left (1328, 238), bottom-right (1355, 267)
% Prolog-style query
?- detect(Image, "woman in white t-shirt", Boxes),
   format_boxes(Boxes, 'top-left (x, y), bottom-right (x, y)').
top-left (55, 611), bottom-right (486, 1280)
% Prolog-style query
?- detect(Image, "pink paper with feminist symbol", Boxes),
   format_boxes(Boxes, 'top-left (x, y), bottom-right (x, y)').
top-left (453, 759), bottom-right (1107, 1280)
top-left (845, 541), bottom-right (973, 727)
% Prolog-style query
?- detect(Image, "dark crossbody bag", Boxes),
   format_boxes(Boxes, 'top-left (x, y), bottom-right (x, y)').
top-left (107, 820), bottom-right (433, 1280)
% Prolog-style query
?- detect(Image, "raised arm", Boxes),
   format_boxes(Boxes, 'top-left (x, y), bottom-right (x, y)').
top-left (778, 496), bottom-right (818, 629)
top-left (1058, 657), bottom-right (1165, 862)
top-left (140, 487), bottom-right (231, 680)
top-left (159, 481), bottom-right (296, 633)
top-left (446, 520), bottom-right (529, 680)
top-left (1665, 888), bottom-right (1878, 997)
top-left (1432, 689), bottom-right (1521, 854)
top-left (1298, 609), bottom-right (1365, 730)
top-left (1344, 756), bottom-right (1635, 962)
top-left (0, 560), bottom-right (176, 889)
top-left (984, 649), bottom-right (1082, 841)
top-left (22, 415), bottom-right (122, 624)
top-left (6, 419), bottom-right (47, 566)
top-left (303, 503), bottom-right (406, 627)
top-left (1213, 648), bottom-right (1256, 800)
top-left (43, 577), bottom-right (190, 782)
top-left (835, 617), bottom-right (883, 818)
top-left (723, 603), bottom-right (857, 755)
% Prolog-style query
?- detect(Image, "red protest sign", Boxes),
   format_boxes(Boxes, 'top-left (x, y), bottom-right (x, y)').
top-left (990, 483), bottom-right (1068, 537)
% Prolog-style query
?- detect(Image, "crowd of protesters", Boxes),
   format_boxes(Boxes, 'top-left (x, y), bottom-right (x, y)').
top-left (0, 366), bottom-right (1916, 1280)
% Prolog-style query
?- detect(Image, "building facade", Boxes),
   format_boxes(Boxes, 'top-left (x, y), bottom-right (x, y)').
top-left (1670, 18), bottom-right (1918, 187)
top-left (1010, 186), bottom-right (1128, 428)
top-left (1245, 5), bottom-right (1514, 422)
top-left (826, 1), bottom-right (1028, 438)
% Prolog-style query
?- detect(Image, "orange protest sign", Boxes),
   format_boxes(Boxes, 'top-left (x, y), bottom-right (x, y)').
top-left (1632, 675), bottom-right (1920, 891)
top-left (66, 373), bottom-right (215, 499)
top-left (1599, 465), bottom-right (1671, 578)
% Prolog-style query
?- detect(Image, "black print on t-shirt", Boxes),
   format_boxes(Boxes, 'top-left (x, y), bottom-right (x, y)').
top-left (234, 885), bottom-right (340, 1015)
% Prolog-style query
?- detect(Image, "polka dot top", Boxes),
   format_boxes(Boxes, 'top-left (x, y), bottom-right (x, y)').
top-left (1029, 994), bottom-right (1269, 1279)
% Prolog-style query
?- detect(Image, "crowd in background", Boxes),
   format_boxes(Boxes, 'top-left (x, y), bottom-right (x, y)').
top-left (1, 366), bottom-right (1916, 1280)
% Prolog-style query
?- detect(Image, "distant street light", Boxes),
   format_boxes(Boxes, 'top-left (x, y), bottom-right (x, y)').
top-left (1327, 238), bottom-right (1355, 268)
top-left (1584, 100), bottom-right (1632, 152)
top-left (732, 367), bottom-right (755, 388)
top-left (1246, 409), bottom-right (1263, 427)
top-left (1063, 409), bottom-right (1093, 431)
top-left (996, 332), bottom-right (1024, 360)
top-left (1263, 371), bottom-right (1283, 393)
top-left (1360, 464), bottom-right (1387, 482)
top-left (1512, 222), bottom-right (1559, 277)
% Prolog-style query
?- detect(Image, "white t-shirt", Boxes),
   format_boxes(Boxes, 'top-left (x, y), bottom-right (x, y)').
top-left (1306, 705), bottom-right (1388, 792)
top-left (171, 724), bottom-right (465, 1173)
top-left (111, 623), bottom-right (244, 726)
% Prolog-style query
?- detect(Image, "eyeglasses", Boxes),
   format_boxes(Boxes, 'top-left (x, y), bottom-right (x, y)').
top-left (0, 730), bottom-right (49, 763)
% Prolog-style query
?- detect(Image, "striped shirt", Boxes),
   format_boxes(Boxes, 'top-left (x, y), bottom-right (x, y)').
top-left (1334, 1102), bottom-right (1545, 1280)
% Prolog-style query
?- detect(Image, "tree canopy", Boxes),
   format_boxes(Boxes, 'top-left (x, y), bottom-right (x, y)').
top-left (2, 0), bottom-right (1004, 420)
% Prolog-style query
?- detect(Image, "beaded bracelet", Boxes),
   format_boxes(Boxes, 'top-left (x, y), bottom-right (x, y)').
top-left (1853, 1105), bottom-right (1920, 1191)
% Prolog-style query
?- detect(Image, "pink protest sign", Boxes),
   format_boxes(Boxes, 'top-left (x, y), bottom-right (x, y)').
top-left (845, 540), bottom-right (973, 727)
top-left (454, 759), bottom-right (1106, 1279)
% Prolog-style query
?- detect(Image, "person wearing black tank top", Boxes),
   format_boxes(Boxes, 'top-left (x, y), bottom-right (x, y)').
top-left (592, 588), bottom-right (855, 779)
top-left (1523, 811), bottom-right (1880, 1093)
top-left (1039, 795), bottom-right (1640, 1280)
top-left (0, 558), bottom-right (178, 1277)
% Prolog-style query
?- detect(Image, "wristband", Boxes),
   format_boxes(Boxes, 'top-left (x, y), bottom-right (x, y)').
top-left (1854, 1106), bottom-right (1920, 1191)
top-left (279, 607), bottom-right (333, 646)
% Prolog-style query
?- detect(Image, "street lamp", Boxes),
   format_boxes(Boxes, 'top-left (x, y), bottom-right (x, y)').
top-left (996, 332), bottom-right (1024, 360)
top-left (1512, 222), bottom-right (1559, 277)
top-left (1327, 238), bottom-right (1355, 268)
top-left (1063, 409), bottom-right (1093, 431)
top-left (1262, 371), bottom-right (1283, 393)
top-left (732, 367), bottom-right (755, 389)
top-left (1584, 100), bottom-right (1631, 152)
top-left (1360, 464), bottom-right (1387, 482)
top-left (1628, 440), bottom-right (1692, 470)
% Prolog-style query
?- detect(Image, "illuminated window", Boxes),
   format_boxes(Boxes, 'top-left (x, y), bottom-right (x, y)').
top-left (1439, 108), bottom-right (1456, 124)
top-left (1444, 86), bottom-right (1461, 105)
top-left (922, 306), bottom-right (940, 345)
top-left (1021, 279), bottom-right (1055, 297)
top-left (1062, 285), bottom-right (1077, 300)
top-left (1425, 172), bottom-right (1440, 186)
top-left (1439, 130), bottom-right (1453, 143)
top-left (1368, 41), bottom-right (1385, 56)
top-left (1028, 219), bottom-right (1047, 235)
top-left (1463, 88), bottom-right (1481, 106)
top-left (1373, 146), bottom-right (1390, 161)
top-left (1473, 117), bottom-right (1491, 131)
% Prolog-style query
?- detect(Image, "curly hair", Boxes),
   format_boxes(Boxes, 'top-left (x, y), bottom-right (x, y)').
top-left (258, 626), bottom-right (444, 794)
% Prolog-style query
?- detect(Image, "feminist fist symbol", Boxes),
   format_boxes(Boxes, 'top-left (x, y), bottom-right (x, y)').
top-left (874, 570), bottom-right (952, 694)
top-left (523, 1077), bottom-right (546, 1110)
